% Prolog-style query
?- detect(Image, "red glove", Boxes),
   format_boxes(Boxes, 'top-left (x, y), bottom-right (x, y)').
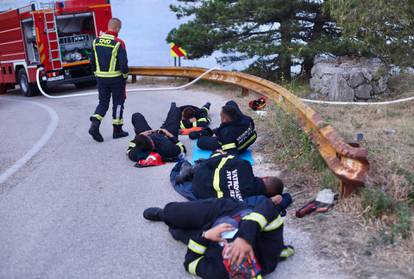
top-left (135, 152), bottom-right (164, 168)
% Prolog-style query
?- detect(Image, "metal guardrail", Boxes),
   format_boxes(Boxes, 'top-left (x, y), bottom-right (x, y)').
top-left (129, 66), bottom-right (370, 197)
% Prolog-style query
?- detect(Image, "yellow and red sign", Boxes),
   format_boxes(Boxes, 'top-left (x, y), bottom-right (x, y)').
top-left (170, 43), bottom-right (187, 58)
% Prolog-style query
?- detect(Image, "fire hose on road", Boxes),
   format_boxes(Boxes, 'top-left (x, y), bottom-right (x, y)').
top-left (36, 67), bottom-right (221, 99)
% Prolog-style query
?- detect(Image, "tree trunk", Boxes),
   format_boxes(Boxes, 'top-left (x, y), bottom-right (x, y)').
top-left (303, 12), bottom-right (326, 79)
top-left (279, 19), bottom-right (292, 81)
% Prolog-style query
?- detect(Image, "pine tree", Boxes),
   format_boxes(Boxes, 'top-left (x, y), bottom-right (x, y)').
top-left (167, 0), bottom-right (346, 80)
top-left (327, 0), bottom-right (414, 67)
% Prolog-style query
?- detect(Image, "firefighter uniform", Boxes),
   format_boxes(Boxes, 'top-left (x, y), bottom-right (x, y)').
top-left (192, 154), bottom-right (266, 201)
top-left (127, 103), bottom-right (186, 162)
top-left (89, 30), bottom-right (129, 140)
top-left (178, 103), bottom-right (211, 129)
top-left (160, 198), bottom-right (289, 278)
top-left (197, 100), bottom-right (257, 154)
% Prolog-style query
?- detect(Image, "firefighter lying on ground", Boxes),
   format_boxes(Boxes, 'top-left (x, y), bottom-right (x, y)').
top-left (89, 18), bottom-right (129, 142)
top-left (179, 102), bottom-right (211, 131)
top-left (190, 100), bottom-right (257, 154)
top-left (143, 197), bottom-right (294, 278)
top-left (170, 154), bottom-right (289, 206)
top-left (127, 102), bottom-right (186, 163)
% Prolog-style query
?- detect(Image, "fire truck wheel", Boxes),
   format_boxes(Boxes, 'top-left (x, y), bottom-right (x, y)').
top-left (74, 80), bottom-right (97, 89)
top-left (17, 69), bottom-right (38, 97)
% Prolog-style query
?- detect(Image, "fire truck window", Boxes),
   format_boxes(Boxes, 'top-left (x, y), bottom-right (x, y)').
top-left (2, 67), bottom-right (6, 75)
top-left (8, 67), bottom-right (12, 75)
top-left (22, 20), bottom-right (39, 64)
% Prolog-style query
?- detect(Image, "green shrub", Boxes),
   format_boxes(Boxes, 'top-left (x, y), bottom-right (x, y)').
top-left (391, 202), bottom-right (412, 240)
top-left (361, 188), bottom-right (393, 218)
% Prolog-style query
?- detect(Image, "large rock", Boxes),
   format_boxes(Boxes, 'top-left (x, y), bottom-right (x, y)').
top-left (330, 74), bottom-right (354, 101)
top-left (310, 56), bottom-right (390, 101)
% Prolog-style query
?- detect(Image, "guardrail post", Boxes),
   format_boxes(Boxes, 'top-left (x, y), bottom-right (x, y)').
top-left (131, 75), bottom-right (137, 84)
top-left (241, 87), bottom-right (249, 96)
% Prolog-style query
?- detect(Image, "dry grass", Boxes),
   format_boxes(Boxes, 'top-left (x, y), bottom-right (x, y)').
top-left (301, 74), bottom-right (414, 276)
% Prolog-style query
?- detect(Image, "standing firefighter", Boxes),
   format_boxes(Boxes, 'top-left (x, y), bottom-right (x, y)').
top-left (89, 18), bottom-right (129, 142)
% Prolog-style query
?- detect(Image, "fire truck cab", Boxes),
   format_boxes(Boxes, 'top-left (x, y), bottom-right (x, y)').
top-left (0, 0), bottom-right (112, 96)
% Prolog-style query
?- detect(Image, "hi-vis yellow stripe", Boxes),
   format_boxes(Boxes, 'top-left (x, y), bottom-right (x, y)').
top-left (212, 155), bottom-right (234, 198)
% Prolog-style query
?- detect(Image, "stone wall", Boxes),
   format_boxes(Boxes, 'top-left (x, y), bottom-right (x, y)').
top-left (310, 56), bottom-right (389, 101)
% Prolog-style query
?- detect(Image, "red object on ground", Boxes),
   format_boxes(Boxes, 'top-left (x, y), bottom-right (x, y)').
top-left (295, 201), bottom-right (317, 218)
top-left (180, 126), bottom-right (203, 135)
top-left (248, 97), bottom-right (267, 111)
top-left (136, 152), bottom-right (165, 168)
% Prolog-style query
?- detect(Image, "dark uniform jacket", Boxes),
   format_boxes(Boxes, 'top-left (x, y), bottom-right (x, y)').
top-left (178, 105), bottom-right (210, 129)
top-left (127, 132), bottom-right (185, 162)
top-left (90, 30), bottom-right (128, 80)
top-left (192, 155), bottom-right (265, 201)
top-left (214, 101), bottom-right (257, 153)
top-left (163, 198), bottom-right (285, 278)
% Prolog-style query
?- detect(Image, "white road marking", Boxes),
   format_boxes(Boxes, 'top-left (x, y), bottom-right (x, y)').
top-left (0, 98), bottom-right (59, 184)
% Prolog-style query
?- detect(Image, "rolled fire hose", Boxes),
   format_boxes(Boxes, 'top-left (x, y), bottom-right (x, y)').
top-left (36, 66), bottom-right (221, 99)
top-left (37, 67), bottom-right (414, 105)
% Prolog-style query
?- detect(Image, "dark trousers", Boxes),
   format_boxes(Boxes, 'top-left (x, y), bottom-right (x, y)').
top-left (163, 199), bottom-right (243, 244)
top-left (92, 77), bottom-right (126, 125)
top-left (197, 136), bottom-right (221, 151)
top-left (132, 102), bottom-right (181, 137)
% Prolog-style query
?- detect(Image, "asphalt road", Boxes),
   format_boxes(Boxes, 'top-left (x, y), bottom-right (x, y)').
top-left (0, 84), bottom-right (349, 279)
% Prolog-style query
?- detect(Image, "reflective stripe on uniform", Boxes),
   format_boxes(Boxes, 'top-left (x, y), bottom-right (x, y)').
top-left (197, 117), bottom-right (208, 123)
top-left (202, 107), bottom-right (209, 113)
top-left (254, 275), bottom-right (263, 279)
top-left (263, 215), bottom-right (284, 231)
top-left (188, 239), bottom-right (207, 255)
top-left (238, 133), bottom-right (257, 150)
top-left (212, 155), bottom-right (234, 198)
top-left (221, 142), bottom-right (237, 151)
top-left (188, 256), bottom-right (204, 275)
top-left (176, 142), bottom-right (185, 153)
top-left (100, 34), bottom-right (115, 40)
top-left (91, 114), bottom-right (104, 121)
top-left (92, 40), bottom-right (100, 73)
top-left (109, 42), bottom-right (121, 73)
top-left (280, 246), bottom-right (295, 258)
top-left (242, 212), bottom-right (268, 230)
top-left (95, 71), bottom-right (122, 78)
top-left (180, 120), bottom-right (186, 129)
top-left (112, 118), bottom-right (124, 125)
top-left (128, 141), bottom-right (136, 148)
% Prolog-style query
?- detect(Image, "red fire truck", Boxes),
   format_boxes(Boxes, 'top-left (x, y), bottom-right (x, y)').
top-left (0, 0), bottom-right (112, 96)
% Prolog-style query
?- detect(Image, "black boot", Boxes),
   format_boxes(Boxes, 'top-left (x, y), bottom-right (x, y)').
top-left (113, 125), bottom-right (129, 139)
top-left (89, 119), bottom-right (104, 142)
top-left (143, 207), bottom-right (164, 222)
top-left (203, 102), bottom-right (211, 110)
